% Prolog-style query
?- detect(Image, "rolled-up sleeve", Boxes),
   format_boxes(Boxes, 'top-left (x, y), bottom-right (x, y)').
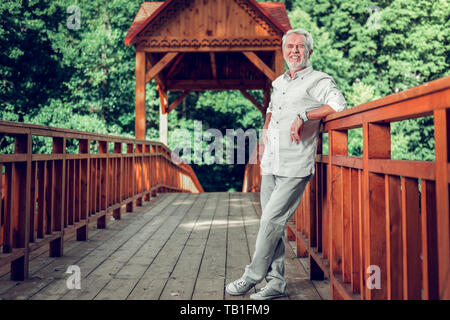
top-left (310, 76), bottom-right (347, 113)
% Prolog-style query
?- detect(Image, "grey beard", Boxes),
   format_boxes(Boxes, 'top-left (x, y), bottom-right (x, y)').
top-left (287, 59), bottom-right (309, 71)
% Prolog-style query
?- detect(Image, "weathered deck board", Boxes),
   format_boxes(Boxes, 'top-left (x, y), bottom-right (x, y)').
top-left (0, 192), bottom-right (329, 300)
top-left (191, 193), bottom-right (229, 300)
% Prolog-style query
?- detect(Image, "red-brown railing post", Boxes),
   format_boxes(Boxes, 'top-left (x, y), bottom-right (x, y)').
top-left (362, 122), bottom-right (389, 299)
top-left (10, 133), bottom-right (31, 280)
top-left (328, 129), bottom-right (348, 299)
top-left (49, 136), bottom-right (65, 257)
top-left (433, 108), bottom-right (450, 299)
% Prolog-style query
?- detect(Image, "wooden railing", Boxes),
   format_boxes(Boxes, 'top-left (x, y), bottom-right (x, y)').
top-left (243, 75), bottom-right (450, 300)
top-left (0, 120), bottom-right (203, 280)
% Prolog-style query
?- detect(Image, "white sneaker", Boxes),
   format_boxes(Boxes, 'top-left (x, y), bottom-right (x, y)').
top-left (226, 277), bottom-right (255, 295)
top-left (250, 285), bottom-right (286, 300)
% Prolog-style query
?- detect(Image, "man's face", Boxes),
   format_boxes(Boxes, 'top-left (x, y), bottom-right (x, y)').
top-left (283, 33), bottom-right (309, 71)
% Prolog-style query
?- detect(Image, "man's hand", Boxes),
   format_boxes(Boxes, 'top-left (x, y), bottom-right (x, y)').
top-left (290, 117), bottom-right (304, 144)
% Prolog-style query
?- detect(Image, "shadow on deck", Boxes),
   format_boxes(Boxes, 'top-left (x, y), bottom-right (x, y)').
top-left (0, 192), bottom-right (328, 300)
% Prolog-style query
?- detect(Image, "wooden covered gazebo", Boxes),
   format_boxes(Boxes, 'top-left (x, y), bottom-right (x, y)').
top-left (124, 0), bottom-right (291, 144)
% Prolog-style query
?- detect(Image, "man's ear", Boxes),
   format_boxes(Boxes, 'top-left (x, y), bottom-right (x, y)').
top-left (308, 49), bottom-right (313, 58)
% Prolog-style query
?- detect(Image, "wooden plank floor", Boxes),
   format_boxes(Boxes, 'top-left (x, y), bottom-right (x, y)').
top-left (0, 192), bottom-right (329, 300)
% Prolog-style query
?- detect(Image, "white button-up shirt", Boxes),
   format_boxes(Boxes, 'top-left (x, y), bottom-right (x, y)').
top-left (260, 66), bottom-right (347, 177)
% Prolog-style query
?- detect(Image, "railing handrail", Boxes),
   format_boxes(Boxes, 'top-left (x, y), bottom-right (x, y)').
top-left (325, 75), bottom-right (450, 124)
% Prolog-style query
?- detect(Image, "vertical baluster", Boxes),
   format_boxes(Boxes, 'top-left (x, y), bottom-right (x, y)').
top-left (0, 163), bottom-right (3, 246)
top-left (401, 177), bottom-right (421, 299)
top-left (29, 161), bottom-right (37, 242)
top-left (68, 159), bottom-right (75, 226)
top-left (385, 174), bottom-right (402, 299)
top-left (126, 143), bottom-right (135, 212)
top-left (113, 142), bottom-right (122, 220)
top-left (3, 163), bottom-right (13, 253)
top-left (98, 141), bottom-right (108, 229)
top-left (420, 180), bottom-right (439, 299)
top-left (342, 166), bottom-right (351, 283)
top-left (78, 139), bottom-right (89, 241)
top-left (144, 144), bottom-right (150, 201)
top-left (45, 160), bottom-right (53, 235)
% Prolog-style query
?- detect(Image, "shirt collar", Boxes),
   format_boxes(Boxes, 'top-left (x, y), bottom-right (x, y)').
top-left (283, 66), bottom-right (313, 80)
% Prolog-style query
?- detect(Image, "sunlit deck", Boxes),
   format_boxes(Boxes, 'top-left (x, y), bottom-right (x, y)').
top-left (0, 192), bottom-right (328, 300)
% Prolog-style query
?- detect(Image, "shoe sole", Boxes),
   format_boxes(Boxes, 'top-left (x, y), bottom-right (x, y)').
top-left (250, 293), bottom-right (287, 300)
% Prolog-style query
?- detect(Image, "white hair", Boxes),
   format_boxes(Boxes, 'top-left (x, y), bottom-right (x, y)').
top-left (282, 28), bottom-right (314, 55)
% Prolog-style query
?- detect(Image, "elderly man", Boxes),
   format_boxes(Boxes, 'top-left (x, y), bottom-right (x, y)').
top-left (226, 28), bottom-right (347, 300)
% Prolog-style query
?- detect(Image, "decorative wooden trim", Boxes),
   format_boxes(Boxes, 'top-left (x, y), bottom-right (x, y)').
top-left (136, 37), bottom-right (282, 50)
top-left (234, 0), bottom-right (279, 36)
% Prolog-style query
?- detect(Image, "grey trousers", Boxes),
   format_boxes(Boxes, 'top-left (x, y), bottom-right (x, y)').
top-left (243, 174), bottom-right (312, 293)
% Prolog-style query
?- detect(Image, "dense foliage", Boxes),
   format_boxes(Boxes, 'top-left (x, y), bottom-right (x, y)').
top-left (1, 0), bottom-right (449, 190)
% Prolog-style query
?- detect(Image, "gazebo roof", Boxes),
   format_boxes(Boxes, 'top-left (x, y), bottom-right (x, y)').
top-left (125, 0), bottom-right (291, 46)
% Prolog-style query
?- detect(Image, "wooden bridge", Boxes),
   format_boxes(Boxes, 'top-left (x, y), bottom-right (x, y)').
top-left (1, 75), bottom-right (449, 300)
top-left (1, 0), bottom-right (449, 300)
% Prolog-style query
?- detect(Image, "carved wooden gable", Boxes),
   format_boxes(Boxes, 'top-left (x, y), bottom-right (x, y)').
top-left (134, 0), bottom-right (286, 49)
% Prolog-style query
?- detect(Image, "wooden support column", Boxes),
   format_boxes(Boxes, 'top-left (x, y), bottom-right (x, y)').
top-left (274, 48), bottom-right (285, 78)
top-left (362, 122), bottom-right (389, 300)
top-left (135, 51), bottom-right (146, 140)
top-left (159, 87), bottom-right (168, 146)
top-left (433, 108), bottom-right (450, 300)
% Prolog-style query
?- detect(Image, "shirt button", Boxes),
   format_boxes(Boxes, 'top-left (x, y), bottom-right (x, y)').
top-left (283, 92), bottom-right (285, 94)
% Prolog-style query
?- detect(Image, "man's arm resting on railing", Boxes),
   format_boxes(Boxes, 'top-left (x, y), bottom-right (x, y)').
top-left (290, 104), bottom-right (337, 143)
top-left (305, 104), bottom-right (336, 120)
